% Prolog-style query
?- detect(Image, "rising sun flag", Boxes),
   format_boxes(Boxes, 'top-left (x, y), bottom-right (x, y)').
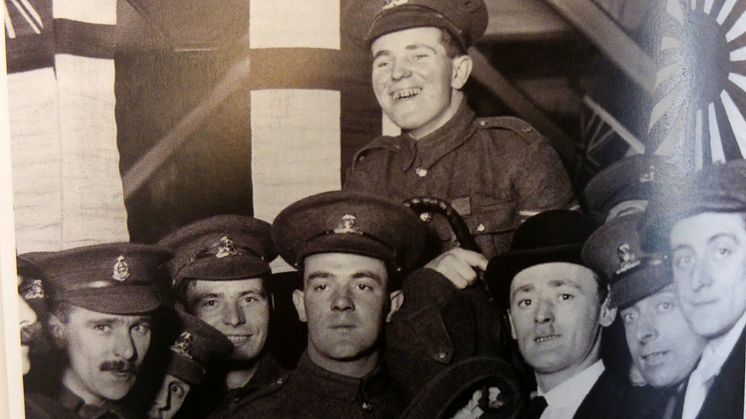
top-left (649, 0), bottom-right (746, 169)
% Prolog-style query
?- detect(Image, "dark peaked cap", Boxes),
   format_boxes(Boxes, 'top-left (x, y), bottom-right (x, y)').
top-left (27, 243), bottom-right (171, 315)
top-left (642, 158), bottom-right (746, 252)
top-left (582, 154), bottom-right (679, 219)
top-left (167, 310), bottom-right (233, 385)
top-left (582, 214), bottom-right (670, 309)
top-left (485, 210), bottom-right (598, 309)
top-left (272, 190), bottom-right (425, 273)
top-left (158, 215), bottom-right (277, 293)
top-left (348, 0), bottom-right (487, 49)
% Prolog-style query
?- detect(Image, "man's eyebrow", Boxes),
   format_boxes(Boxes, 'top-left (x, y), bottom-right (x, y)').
top-left (85, 318), bottom-right (120, 327)
top-left (511, 283), bottom-right (534, 299)
top-left (240, 288), bottom-right (266, 297)
top-left (404, 43), bottom-right (438, 53)
top-left (306, 271), bottom-right (333, 282)
top-left (708, 232), bottom-right (739, 244)
top-left (351, 270), bottom-right (383, 285)
top-left (547, 279), bottom-right (581, 290)
top-left (670, 243), bottom-right (692, 253)
top-left (372, 49), bottom-right (391, 60)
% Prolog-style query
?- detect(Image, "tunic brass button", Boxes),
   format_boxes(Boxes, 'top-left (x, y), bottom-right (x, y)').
top-left (477, 223), bottom-right (486, 232)
top-left (416, 167), bottom-right (428, 177)
top-left (437, 351), bottom-right (447, 360)
top-left (479, 120), bottom-right (486, 127)
top-left (362, 402), bottom-right (373, 411)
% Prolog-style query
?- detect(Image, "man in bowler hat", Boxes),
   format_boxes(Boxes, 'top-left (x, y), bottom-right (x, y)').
top-left (29, 243), bottom-right (170, 419)
top-left (487, 210), bottom-right (641, 419)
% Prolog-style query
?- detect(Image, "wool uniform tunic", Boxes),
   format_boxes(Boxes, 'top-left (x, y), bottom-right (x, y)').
top-left (345, 101), bottom-right (575, 260)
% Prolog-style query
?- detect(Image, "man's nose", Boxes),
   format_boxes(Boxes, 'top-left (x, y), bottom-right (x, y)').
top-left (691, 261), bottom-right (713, 291)
top-left (222, 301), bottom-right (245, 327)
top-left (636, 315), bottom-right (658, 344)
top-left (331, 288), bottom-right (354, 312)
top-left (534, 299), bottom-right (554, 324)
top-left (391, 57), bottom-right (412, 80)
top-left (113, 330), bottom-right (136, 360)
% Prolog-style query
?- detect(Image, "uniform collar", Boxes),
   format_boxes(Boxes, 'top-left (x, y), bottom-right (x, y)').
top-left (537, 359), bottom-right (605, 409)
top-left (297, 352), bottom-right (388, 402)
top-left (400, 100), bottom-right (477, 171)
top-left (57, 385), bottom-right (128, 419)
top-left (227, 353), bottom-right (288, 397)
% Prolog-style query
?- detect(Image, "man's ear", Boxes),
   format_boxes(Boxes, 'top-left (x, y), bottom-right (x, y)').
top-left (47, 314), bottom-right (66, 348)
top-left (599, 294), bottom-right (617, 328)
top-left (451, 55), bottom-right (473, 90)
top-left (292, 290), bottom-right (307, 323)
top-left (386, 290), bottom-right (404, 323)
top-left (508, 311), bottom-right (518, 340)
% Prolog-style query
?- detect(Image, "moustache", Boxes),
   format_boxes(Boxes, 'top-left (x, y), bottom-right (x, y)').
top-left (99, 359), bottom-right (136, 374)
top-left (20, 322), bottom-right (43, 346)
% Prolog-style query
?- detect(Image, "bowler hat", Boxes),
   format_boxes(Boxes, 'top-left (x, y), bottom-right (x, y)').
top-left (485, 210), bottom-right (598, 309)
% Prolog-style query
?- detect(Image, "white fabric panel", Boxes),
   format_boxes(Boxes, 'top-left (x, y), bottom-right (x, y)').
top-left (251, 89), bottom-right (341, 272)
top-left (54, 54), bottom-right (128, 248)
top-left (53, 0), bottom-right (116, 24)
top-left (249, 0), bottom-right (339, 49)
top-left (8, 68), bottom-right (63, 252)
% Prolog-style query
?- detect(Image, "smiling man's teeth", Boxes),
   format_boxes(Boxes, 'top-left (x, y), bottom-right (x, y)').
top-left (535, 335), bottom-right (559, 343)
top-left (394, 88), bottom-right (421, 100)
top-left (643, 351), bottom-right (667, 361)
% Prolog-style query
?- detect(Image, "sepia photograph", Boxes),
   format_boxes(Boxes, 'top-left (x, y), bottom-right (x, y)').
top-left (1, 0), bottom-right (745, 418)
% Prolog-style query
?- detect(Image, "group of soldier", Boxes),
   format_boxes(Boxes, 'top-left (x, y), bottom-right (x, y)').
top-left (11, 0), bottom-right (746, 418)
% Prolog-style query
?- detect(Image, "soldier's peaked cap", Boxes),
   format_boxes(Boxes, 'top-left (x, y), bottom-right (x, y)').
top-left (27, 243), bottom-right (171, 315)
top-left (272, 190), bottom-right (425, 273)
top-left (361, 0), bottom-right (488, 49)
top-left (582, 214), bottom-right (670, 309)
top-left (158, 215), bottom-right (277, 293)
top-left (167, 310), bottom-right (233, 385)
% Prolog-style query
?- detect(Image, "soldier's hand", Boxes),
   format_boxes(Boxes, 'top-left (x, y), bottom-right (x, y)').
top-left (425, 247), bottom-right (487, 289)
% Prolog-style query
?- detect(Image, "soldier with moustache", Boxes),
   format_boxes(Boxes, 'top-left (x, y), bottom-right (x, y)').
top-left (25, 243), bottom-right (171, 419)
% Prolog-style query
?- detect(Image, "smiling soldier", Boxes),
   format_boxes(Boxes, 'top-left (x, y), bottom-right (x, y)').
top-left (345, 0), bottom-right (575, 263)
top-left (158, 215), bottom-right (287, 418)
top-left (643, 159), bottom-right (746, 419)
top-left (27, 243), bottom-right (170, 419)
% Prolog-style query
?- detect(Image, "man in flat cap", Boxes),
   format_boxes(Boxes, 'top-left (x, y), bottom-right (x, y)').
top-left (233, 190), bottom-right (431, 418)
top-left (147, 310), bottom-right (233, 419)
top-left (643, 159), bottom-right (746, 419)
top-left (157, 215), bottom-right (287, 418)
top-left (28, 243), bottom-right (170, 419)
top-left (486, 210), bottom-right (645, 419)
top-left (583, 214), bottom-right (706, 418)
top-left (345, 0), bottom-right (575, 264)
top-left (583, 154), bottom-right (679, 223)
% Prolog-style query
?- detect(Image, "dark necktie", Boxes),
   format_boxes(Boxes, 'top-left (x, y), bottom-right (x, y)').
top-left (519, 395), bottom-right (548, 419)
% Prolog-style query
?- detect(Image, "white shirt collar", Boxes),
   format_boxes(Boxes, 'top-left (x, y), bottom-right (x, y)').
top-left (538, 360), bottom-right (605, 411)
top-left (698, 309), bottom-right (746, 381)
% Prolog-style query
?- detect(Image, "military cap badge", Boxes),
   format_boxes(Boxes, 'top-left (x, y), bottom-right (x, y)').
top-left (170, 331), bottom-right (196, 360)
top-left (334, 214), bottom-right (359, 234)
top-left (382, 0), bottom-right (408, 10)
top-left (21, 279), bottom-right (45, 300)
top-left (639, 165), bottom-right (657, 183)
top-left (215, 236), bottom-right (237, 259)
top-left (615, 243), bottom-right (641, 275)
top-left (112, 255), bottom-right (130, 281)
